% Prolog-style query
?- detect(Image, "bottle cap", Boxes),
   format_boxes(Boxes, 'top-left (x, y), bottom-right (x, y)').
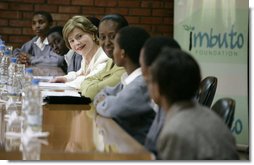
top-left (4, 49), bottom-right (11, 55)
top-left (31, 79), bottom-right (40, 85)
top-left (25, 68), bottom-right (33, 74)
top-left (11, 57), bottom-right (17, 63)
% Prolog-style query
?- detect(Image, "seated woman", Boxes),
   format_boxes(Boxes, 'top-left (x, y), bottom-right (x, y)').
top-left (50, 16), bottom-right (109, 89)
top-left (80, 14), bottom-right (128, 100)
top-left (94, 26), bottom-right (155, 145)
top-left (13, 11), bottom-right (64, 67)
top-left (65, 16), bottom-right (100, 73)
top-left (148, 48), bottom-right (239, 160)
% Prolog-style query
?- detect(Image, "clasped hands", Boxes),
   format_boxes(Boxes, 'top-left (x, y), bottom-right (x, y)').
top-left (18, 52), bottom-right (31, 66)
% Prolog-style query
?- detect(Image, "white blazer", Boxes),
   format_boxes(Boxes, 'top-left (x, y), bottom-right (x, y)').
top-left (65, 47), bottom-right (109, 89)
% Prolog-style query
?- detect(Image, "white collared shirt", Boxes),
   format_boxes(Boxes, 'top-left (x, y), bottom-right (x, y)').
top-left (121, 68), bottom-right (142, 87)
top-left (34, 37), bottom-right (48, 51)
top-left (150, 99), bottom-right (160, 113)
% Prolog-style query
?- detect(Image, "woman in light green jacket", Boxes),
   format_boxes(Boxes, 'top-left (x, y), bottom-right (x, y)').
top-left (80, 14), bottom-right (128, 100)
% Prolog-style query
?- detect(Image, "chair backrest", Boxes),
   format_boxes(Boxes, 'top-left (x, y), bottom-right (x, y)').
top-left (211, 98), bottom-right (236, 129)
top-left (195, 76), bottom-right (217, 107)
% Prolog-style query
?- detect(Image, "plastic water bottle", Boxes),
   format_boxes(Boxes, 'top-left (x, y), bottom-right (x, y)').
top-left (21, 68), bottom-right (33, 133)
top-left (0, 40), bottom-right (5, 60)
top-left (0, 39), bottom-right (5, 91)
top-left (7, 57), bottom-right (17, 96)
top-left (23, 68), bottom-right (33, 89)
top-left (4, 59), bottom-right (21, 152)
top-left (15, 64), bottom-right (25, 95)
top-left (23, 79), bottom-right (42, 133)
top-left (0, 43), bottom-right (5, 89)
top-left (0, 49), bottom-right (11, 87)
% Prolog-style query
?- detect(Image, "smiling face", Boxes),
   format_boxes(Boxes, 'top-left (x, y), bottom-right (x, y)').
top-left (98, 20), bottom-right (119, 59)
top-left (47, 32), bottom-right (69, 55)
top-left (67, 28), bottom-right (95, 56)
top-left (32, 14), bottom-right (51, 38)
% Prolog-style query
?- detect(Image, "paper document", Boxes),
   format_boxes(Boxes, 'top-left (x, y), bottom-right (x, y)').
top-left (39, 82), bottom-right (75, 90)
top-left (33, 76), bottom-right (54, 82)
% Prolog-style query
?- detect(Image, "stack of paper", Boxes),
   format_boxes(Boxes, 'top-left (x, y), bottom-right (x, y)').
top-left (39, 82), bottom-right (75, 90)
top-left (41, 90), bottom-right (81, 98)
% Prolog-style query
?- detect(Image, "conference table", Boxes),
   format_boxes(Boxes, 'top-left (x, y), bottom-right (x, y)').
top-left (0, 66), bottom-right (153, 160)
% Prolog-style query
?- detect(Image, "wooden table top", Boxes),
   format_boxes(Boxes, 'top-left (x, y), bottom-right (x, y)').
top-left (0, 104), bottom-right (153, 160)
top-left (0, 66), bottom-right (152, 160)
top-left (29, 66), bottom-right (66, 76)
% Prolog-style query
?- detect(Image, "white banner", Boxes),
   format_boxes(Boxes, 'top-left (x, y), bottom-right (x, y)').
top-left (174, 0), bottom-right (249, 147)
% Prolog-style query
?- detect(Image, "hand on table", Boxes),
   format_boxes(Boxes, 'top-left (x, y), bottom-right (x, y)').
top-left (94, 94), bottom-right (106, 107)
top-left (49, 76), bottom-right (67, 83)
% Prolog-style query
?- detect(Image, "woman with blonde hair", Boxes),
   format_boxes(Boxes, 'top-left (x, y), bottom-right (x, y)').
top-left (50, 16), bottom-right (109, 89)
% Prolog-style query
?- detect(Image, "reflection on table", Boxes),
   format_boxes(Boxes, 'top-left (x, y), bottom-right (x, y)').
top-left (0, 103), bottom-right (152, 160)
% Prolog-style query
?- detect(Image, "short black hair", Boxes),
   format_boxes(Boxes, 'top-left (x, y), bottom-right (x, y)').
top-left (143, 36), bottom-right (181, 66)
top-left (33, 11), bottom-right (53, 23)
top-left (87, 16), bottom-right (100, 28)
top-left (150, 48), bottom-right (201, 103)
top-left (117, 26), bottom-right (150, 66)
top-left (100, 14), bottom-right (129, 31)
top-left (46, 26), bottom-right (63, 36)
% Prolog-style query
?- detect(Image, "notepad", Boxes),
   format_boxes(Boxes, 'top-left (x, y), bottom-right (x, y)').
top-left (43, 95), bottom-right (91, 104)
top-left (41, 90), bottom-right (81, 98)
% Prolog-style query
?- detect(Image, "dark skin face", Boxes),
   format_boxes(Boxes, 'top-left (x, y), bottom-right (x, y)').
top-left (19, 14), bottom-right (52, 65)
top-left (47, 32), bottom-right (69, 56)
top-left (112, 33), bottom-right (137, 75)
top-left (98, 20), bottom-right (119, 59)
top-left (32, 14), bottom-right (52, 40)
top-left (112, 34), bottom-right (124, 67)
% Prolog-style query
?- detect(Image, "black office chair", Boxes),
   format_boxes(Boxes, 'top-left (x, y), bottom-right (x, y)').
top-left (195, 76), bottom-right (217, 107)
top-left (211, 98), bottom-right (236, 129)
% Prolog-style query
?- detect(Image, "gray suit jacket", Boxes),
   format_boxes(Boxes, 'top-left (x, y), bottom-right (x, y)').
top-left (67, 52), bottom-right (82, 72)
top-left (95, 75), bottom-right (155, 145)
top-left (157, 101), bottom-right (239, 160)
top-left (145, 107), bottom-right (165, 157)
top-left (13, 36), bottom-right (64, 67)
